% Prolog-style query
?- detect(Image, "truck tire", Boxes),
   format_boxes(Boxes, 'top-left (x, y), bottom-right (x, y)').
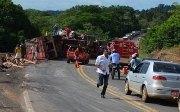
top-left (178, 98), bottom-right (180, 111)
top-left (67, 59), bottom-right (70, 63)
top-left (82, 60), bottom-right (86, 65)
top-left (85, 60), bottom-right (89, 64)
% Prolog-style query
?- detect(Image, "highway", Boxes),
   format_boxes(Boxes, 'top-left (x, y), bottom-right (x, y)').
top-left (22, 60), bottom-right (179, 112)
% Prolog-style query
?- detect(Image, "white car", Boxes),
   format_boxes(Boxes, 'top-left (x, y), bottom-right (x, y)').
top-left (125, 60), bottom-right (180, 102)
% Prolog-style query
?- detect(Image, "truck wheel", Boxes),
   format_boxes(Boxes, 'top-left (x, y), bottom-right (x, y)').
top-left (67, 59), bottom-right (70, 63)
top-left (125, 81), bottom-right (132, 95)
top-left (142, 86), bottom-right (149, 103)
top-left (178, 98), bottom-right (180, 111)
top-left (85, 60), bottom-right (89, 64)
top-left (82, 60), bottom-right (86, 65)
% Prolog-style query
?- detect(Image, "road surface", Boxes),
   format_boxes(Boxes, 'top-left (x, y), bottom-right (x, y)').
top-left (22, 60), bottom-right (179, 112)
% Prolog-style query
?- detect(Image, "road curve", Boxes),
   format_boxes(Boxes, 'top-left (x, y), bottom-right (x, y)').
top-left (23, 60), bottom-right (144, 112)
top-left (82, 60), bottom-right (179, 112)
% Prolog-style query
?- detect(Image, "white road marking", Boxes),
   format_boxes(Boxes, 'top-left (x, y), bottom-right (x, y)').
top-left (23, 90), bottom-right (35, 112)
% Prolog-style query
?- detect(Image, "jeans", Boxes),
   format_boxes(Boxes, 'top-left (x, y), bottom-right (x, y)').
top-left (97, 73), bottom-right (109, 95)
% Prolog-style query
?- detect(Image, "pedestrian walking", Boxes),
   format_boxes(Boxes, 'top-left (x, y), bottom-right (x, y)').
top-left (109, 49), bottom-right (121, 79)
top-left (95, 49), bottom-right (111, 98)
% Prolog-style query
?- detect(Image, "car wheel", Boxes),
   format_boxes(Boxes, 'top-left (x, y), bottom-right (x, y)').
top-left (67, 59), bottom-right (70, 63)
top-left (125, 81), bottom-right (132, 95)
top-left (142, 86), bottom-right (149, 103)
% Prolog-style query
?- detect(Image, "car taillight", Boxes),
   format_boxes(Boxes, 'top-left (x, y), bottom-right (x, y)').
top-left (152, 75), bottom-right (167, 80)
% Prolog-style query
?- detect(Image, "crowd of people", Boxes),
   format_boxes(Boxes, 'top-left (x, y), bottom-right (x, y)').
top-left (13, 42), bottom-right (40, 66)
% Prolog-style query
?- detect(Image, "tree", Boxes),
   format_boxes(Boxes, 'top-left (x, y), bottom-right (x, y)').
top-left (140, 5), bottom-right (180, 53)
top-left (0, 0), bottom-right (38, 52)
top-left (56, 5), bottom-right (140, 40)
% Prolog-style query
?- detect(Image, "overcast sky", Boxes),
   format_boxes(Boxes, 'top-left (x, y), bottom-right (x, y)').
top-left (12, 0), bottom-right (179, 11)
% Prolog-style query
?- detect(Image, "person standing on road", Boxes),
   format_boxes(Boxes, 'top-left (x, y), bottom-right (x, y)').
top-left (109, 49), bottom-right (121, 79)
top-left (15, 44), bottom-right (22, 65)
top-left (31, 43), bottom-right (39, 62)
top-left (74, 48), bottom-right (80, 68)
top-left (20, 42), bottom-right (26, 63)
top-left (95, 49), bottom-right (111, 98)
top-left (129, 53), bottom-right (141, 70)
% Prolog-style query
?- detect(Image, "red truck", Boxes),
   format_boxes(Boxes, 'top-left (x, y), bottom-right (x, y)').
top-left (109, 38), bottom-right (139, 66)
top-left (66, 45), bottom-right (90, 64)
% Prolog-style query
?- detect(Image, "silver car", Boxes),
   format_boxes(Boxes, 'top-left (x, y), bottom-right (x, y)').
top-left (125, 60), bottom-right (180, 102)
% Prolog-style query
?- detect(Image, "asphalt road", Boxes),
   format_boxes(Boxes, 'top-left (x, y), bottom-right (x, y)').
top-left (23, 60), bottom-right (179, 112)
top-left (83, 60), bottom-right (179, 112)
top-left (24, 60), bottom-right (143, 112)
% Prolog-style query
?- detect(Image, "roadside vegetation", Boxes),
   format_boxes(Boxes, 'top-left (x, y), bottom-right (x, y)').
top-left (0, 0), bottom-right (39, 52)
top-left (140, 5), bottom-right (180, 54)
top-left (0, 0), bottom-right (179, 59)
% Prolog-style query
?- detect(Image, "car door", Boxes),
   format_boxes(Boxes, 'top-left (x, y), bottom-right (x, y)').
top-left (131, 63), bottom-right (144, 92)
top-left (136, 62), bottom-right (150, 93)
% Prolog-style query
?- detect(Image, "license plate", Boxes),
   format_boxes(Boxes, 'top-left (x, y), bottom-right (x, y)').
top-left (171, 90), bottom-right (179, 97)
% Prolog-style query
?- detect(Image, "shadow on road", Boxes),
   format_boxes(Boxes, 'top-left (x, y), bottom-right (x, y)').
top-left (131, 94), bottom-right (178, 107)
top-left (85, 63), bottom-right (95, 67)
top-left (106, 97), bottom-right (142, 102)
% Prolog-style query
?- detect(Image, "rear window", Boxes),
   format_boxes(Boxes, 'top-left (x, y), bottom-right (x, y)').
top-left (153, 62), bottom-right (180, 74)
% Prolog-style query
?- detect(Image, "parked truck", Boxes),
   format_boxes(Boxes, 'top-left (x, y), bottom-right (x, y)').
top-left (108, 38), bottom-right (139, 66)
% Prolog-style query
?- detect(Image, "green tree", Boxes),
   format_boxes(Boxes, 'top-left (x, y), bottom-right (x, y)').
top-left (0, 0), bottom-right (38, 52)
top-left (141, 5), bottom-right (180, 53)
top-left (56, 5), bottom-right (140, 40)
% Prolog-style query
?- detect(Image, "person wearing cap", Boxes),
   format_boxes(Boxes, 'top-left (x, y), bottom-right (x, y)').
top-left (129, 53), bottom-right (141, 70)
top-left (95, 49), bottom-right (111, 98)
top-left (109, 49), bottom-right (121, 79)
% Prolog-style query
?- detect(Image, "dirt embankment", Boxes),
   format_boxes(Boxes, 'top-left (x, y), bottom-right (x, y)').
top-left (151, 46), bottom-right (180, 64)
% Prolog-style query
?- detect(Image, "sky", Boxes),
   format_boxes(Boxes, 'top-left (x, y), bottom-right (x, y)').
top-left (12, 0), bottom-right (179, 11)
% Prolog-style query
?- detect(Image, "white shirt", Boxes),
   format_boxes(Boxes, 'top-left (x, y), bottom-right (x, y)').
top-left (95, 54), bottom-right (110, 75)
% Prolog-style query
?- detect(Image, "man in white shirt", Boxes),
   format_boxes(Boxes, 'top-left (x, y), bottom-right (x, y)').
top-left (95, 49), bottom-right (110, 98)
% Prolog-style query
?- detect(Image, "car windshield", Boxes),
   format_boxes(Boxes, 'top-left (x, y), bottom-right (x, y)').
top-left (153, 62), bottom-right (180, 74)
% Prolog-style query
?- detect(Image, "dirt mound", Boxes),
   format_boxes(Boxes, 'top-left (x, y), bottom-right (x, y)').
top-left (151, 46), bottom-right (180, 64)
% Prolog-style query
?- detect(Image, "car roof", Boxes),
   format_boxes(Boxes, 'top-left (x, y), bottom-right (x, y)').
top-left (142, 58), bottom-right (160, 61)
top-left (142, 60), bottom-right (179, 65)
